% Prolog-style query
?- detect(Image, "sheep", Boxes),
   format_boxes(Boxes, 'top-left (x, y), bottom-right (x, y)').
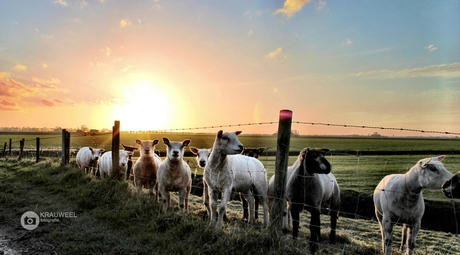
top-left (190, 147), bottom-right (213, 216)
top-left (121, 143), bottom-right (138, 180)
top-left (157, 138), bottom-right (192, 213)
top-left (442, 172), bottom-right (460, 199)
top-left (76, 147), bottom-right (105, 174)
top-left (98, 150), bottom-right (132, 179)
top-left (241, 148), bottom-right (266, 221)
top-left (133, 139), bottom-right (162, 198)
top-left (373, 155), bottom-right (453, 255)
top-left (286, 148), bottom-right (340, 253)
top-left (204, 130), bottom-right (269, 227)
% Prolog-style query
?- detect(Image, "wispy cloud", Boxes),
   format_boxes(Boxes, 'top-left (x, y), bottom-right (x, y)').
top-left (32, 77), bottom-right (61, 84)
top-left (14, 64), bottom-right (27, 71)
top-left (341, 38), bottom-right (352, 45)
top-left (347, 62), bottom-right (460, 79)
top-left (54, 0), bottom-right (68, 6)
top-left (275, 0), bottom-right (311, 18)
top-left (317, 0), bottom-right (328, 11)
top-left (41, 63), bottom-right (48, 68)
top-left (248, 30), bottom-right (253, 36)
top-left (424, 44), bottom-right (437, 52)
top-left (0, 99), bottom-right (19, 111)
top-left (265, 48), bottom-right (283, 59)
top-left (120, 19), bottom-right (132, 28)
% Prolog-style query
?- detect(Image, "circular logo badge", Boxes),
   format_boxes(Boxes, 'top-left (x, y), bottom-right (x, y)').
top-left (21, 211), bottom-right (40, 230)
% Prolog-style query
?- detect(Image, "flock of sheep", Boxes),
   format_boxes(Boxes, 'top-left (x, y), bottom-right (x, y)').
top-left (75, 130), bottom-right (460, 255)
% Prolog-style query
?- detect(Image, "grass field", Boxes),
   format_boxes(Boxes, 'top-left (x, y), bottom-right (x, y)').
top-left (1, 158), bottom-right (459, 254)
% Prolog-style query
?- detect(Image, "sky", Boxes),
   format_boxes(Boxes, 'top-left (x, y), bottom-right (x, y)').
top-left (1, 0), bottom-right (459, 136)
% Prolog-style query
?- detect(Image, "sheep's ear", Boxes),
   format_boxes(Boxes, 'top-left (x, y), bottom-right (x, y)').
top-left (135, 139), bottom-right (142, 145)
top-left (258, 148), bottom-right (265, 154)
top-left (437, 155), bottom-right (446, 162)
top-left (190, 147), bottom-right (198, 154)
top-left (300, 148), bottom-right (309, 160)
top-left (163, 137), bottom-right (170, 145)
top-left (153, 139), bottom-right (159, 145)
top-left (421, 158), bottom-right (432, 168)
top-left (235, 131), bottom-right (242, 136)
top-left (320, 148), bottom-right (330, 155)
top-left (217, 130), bottom-right (223, 139)
top-left (89, 147), bottom-right (93, 152)
top-left (100, 148), bottom-right (104, 153)
top-left (183, 140), bottom-right (191, 147)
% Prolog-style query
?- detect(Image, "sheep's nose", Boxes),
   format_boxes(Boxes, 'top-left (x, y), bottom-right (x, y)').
top-left (172, 151), bottom-right (179, 157)
top-left (238, 145), bottom-right (244, 151)
top-left (199, 161), bottom-right (206, 167)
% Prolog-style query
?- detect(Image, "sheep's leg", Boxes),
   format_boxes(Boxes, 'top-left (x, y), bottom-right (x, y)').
top-left (382, 215), bottom-right (394, 255)
top-left (329, 208), bottom-right (338, 244)
top-left (240, 193), bottom-right (249, 220)
top-left (400, 224), bottom-right (408, 252)
top-left (185, 184), bottom-right (191, 213)
top-left (310, 210), bottom-right (321, 253)
top-left (261, 194), bottom-right (269, 228)
top-left (210, 189), bottom-right (219, 224)
top-left (254, 196), bottom-right (259, 220)
top-left (155, 182), bottom-right (159, 202)
top-left (244, 191), bottom-right (255, 224)
top-left (406, 221), bottom-right (420, 255)
top-left (161, 188), bottom-right (170, 213)
top-left (291, 208), bottom-right (300, 238)
top-left (217, 189), bottom-right (231, 227)
top-left (203, 180), bottom-right (211, 216)
top-left (178, 189), bottom-right (186, 213)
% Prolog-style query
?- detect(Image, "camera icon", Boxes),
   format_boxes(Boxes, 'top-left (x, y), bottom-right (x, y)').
top-left (21, 211), bottom-right (39, 230)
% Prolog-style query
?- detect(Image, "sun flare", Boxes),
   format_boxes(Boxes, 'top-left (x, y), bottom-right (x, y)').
top-left (116, 82), bottom-right (170, 131)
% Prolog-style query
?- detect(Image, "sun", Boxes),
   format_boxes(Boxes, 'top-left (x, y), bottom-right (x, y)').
top-left (116, 82), bottom-right (170, 131)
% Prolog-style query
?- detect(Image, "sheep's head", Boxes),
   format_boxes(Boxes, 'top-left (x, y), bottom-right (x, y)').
top-left (300, 148), bottom-right (331, 174)
top-left (416, 155), bottom-right (453, 190)
top-left (136, 139), bottom-right (159, 156)
top-left (214, 130), bottom-right (244, 155)
top-left (164, 138), bottom-right (191, 162)
top-left (442, 172), bottom-right (460, 199)
top-left (242, 148), bottom-right (265, 159)
top-left (89, 147), bottom-right (104, 161)
top-left (190, 147), bottom-right (212, 168)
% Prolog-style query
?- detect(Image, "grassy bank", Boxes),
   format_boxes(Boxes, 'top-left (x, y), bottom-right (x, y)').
top-left (0, 158), bottom-right (459, 254)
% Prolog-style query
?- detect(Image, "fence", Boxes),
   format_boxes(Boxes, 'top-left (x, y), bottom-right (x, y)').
top-left (1, 110), bottom-right (460, 254)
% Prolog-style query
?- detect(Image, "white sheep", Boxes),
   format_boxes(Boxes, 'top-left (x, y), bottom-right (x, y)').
top-left (157, 138), bottom-right (192, 213)
top-left (204, 130), bottom-right (269, 227)
top-left (190, 147), bottom-right (212, 216)
top-left (98, 150), bottom-right (132, 179)
top-left (76, 147), bottom-right (105, 174)
top-left (374, 155), bottom-right (453, 255)
top-left (133, 139), bottom-right (162, 198)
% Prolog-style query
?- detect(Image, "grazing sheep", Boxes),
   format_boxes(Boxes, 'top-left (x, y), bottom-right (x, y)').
top-left (76, 147), bottom-right (105, 174)
top-left (98, 151), bottom-right (132, 179)
top-left (241, 148), bottom-right (266, 220)
top-left (121, 143), bottom-right (138, 180)
top-left (204, 130), bottom-right (269, 227)
top-left (133, 139), bottom-right (162, 198)
top-left (157, 138), bottom-right (192, 213)
top-left (374, 155), bottom-right (453, 255)
top-left (442, 172), bottom-right (460, 199)
top-left (190, 147), bottom-right (212, 216)
top-left (286, 148), bottom-right (340, 253)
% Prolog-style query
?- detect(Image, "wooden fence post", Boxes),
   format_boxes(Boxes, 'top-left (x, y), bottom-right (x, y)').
top-left (36, 137), bottom-right (40, 163)
top-left (270, 109), bottom-right (293, 232)
top-left (19, 138), bottom-right (25, 161)
top-left (65, 131), bottom-right (70, 164)
top-left (9, 139), bottom-right (12, 156)
top-left (61, 129), bottom-right (67, 165)
top-left (2, 142), bottom-right (6, 158)
top-left (112, 120), bottom-right (120, 180)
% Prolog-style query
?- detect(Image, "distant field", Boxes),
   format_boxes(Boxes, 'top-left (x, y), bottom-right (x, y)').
top-left (1, 132), bottom-right (459, 155)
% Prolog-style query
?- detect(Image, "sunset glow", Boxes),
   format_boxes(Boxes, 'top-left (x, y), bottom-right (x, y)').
top-left (1, 1), bottom-right (459, 136)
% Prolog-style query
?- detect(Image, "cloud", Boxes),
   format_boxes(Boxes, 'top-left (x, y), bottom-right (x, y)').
top-left (317, 0), bottom-right (328, 11)
top-left (42, 99), bottom-right (56, 107)
top-left (14, 64), bottom-right (27, 71)
top-left (248, 30), bottom-right (253, 35)
top-left (42, 63), bottom-right (48, 68)
top-left (347, 62), bottom-right (460, 79)
top-left (120, 19), bottom-right (132, 28)
top-left (92, 98), bottom-right (127, 106)
top-left (424, 44), bottom-right (438, 52)
top-left (81, 0), bottom-right (87, 8)
top-left (54, 0), bottom-right (68, 6)
top-left (0, 99), bottom-right (19, 111)
top-left (341, 38), bottom-right (352, 45)
top-left (265, 48), bottom-right (283, 59)
top-left (32, 77), bottom-right (61, 84)
top-left (275, 0), bottom-right (311, 18)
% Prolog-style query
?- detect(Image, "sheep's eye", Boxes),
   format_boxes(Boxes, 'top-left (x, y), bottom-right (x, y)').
top-left (428, 166), bottom-right (438, 172)
top-left (222, 137), bottom-right (229, 141)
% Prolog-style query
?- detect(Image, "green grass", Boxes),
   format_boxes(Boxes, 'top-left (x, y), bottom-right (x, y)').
top-left (1, 158), bottom-right (459, 254)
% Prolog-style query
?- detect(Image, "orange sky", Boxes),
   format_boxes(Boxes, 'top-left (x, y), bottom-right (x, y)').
top-left (1, 1), bottom-right (459, 136)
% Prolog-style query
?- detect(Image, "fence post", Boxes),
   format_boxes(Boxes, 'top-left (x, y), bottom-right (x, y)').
top-left (270, 109), bottom-right (293, 232)
top-left (19, 138), bottom-right (25, 161)
top-left (112, 120), bottom-right (120, 180)
top-left (65, 131), bottom-right (70, 164)
top-left (61, 129), bottom-right (67, 165)
top-left (9, 138), bottom-right (12, 156)
top-left (36, 137), bottom-right (40, 163)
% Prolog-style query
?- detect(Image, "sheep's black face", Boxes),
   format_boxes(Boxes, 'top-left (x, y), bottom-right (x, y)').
top-left (242, 148), bottom-right (265, 159)
top-left (442, 173), bottom-right (460, 199)
top-left (302, 149), bottom-right (331, 174)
